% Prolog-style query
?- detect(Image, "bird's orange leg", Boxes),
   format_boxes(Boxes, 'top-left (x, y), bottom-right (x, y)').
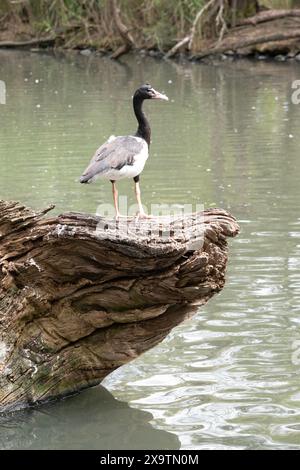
top-left (111, 181), bottom-right (121, 219)
top-left (134, 180), bottom-right (152, 219)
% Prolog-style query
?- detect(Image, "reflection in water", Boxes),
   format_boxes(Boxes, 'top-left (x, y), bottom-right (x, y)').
top-left (0, 386), bottom-right (179, 450)
top-left (0, 50), bottom-right (300, 449)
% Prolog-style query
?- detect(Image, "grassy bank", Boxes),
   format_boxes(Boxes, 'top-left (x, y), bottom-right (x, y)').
top-left (0, 1), bottom-right (300, 56)
top-left (0, 0), bottom-right (206, 51)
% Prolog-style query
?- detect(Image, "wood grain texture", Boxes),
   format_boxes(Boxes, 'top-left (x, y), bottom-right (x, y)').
top-left (0, 200), bottom-right (239, 411)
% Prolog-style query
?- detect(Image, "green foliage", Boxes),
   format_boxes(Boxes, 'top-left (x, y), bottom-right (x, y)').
top-left (0, 0), bottom-right (297, 50)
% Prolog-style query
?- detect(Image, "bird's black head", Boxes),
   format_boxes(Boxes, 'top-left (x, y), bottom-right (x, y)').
top-left (134, 84), bottom-right (169, 101)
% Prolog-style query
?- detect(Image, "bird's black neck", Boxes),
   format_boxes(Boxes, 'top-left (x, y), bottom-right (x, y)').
top-left (133, 96), bottom-right (151, 146)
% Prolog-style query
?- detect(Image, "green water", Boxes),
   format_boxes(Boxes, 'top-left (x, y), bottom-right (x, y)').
top-left (0, 50), bottom-right (300, 450)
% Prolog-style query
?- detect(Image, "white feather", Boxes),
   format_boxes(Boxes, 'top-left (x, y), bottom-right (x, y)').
top-left (98, 137), bottom-right (148, 181)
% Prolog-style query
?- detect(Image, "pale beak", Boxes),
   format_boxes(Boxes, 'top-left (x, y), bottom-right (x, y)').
top-left (152, 89), bottom-right (169, 101)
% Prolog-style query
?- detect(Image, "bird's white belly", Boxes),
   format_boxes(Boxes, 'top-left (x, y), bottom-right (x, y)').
top-left (102, 144), bottom-right (148, 181)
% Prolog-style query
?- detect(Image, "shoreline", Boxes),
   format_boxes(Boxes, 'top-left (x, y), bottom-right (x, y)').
top-left (1, 7), bottom-right (300, 65)
top-left (1, 43), bottom-right (300, 65)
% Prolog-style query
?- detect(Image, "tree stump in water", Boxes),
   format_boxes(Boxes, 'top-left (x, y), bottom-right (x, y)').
top-left (0, 200), bottom-right (239, 412)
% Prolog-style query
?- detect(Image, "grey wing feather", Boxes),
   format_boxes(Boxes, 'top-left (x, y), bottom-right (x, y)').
top-left (80, 136), bottom-right (144, 183)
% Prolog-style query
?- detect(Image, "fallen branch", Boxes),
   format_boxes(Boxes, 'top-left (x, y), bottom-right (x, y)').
top-left (165, 0), bottom-right (216, 58)
top-left (236, 8), bottom-right (300, 26)
top-left (0, 36), bottom-right (56, 48)
top-left (165, 0), bottom-right (229, 59)
top-left (192, 29), bottom-right (300, 59)
top-left (164, 36), bottom-right (190, 59)
top-left (110, 43), bottom-right (131, 60)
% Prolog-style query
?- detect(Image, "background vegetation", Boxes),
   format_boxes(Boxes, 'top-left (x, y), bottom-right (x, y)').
top-left (0, 0), bottom-right (300, 51)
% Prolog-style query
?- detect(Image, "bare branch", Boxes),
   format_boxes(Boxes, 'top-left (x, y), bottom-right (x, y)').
top-left (188, 0), bottom-right (216, 50)
top-left (0, 36), bottom-right (55, 48)
top-left (216, 0), bottom-right (227, 45)
top-left (193, 29), bottom-right (300, 59)
top-left (111, 0), bottom-right (135, 59)
top-left (236, 8), bottom-right (300, 26)
top-left (165, 0), bottom-right (217, 59)
top-left (164, 36), bottom-right (190, 59)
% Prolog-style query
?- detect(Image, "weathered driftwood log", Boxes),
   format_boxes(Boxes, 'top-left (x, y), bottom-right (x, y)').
top-left (0, 200), bottom-right (239, 412)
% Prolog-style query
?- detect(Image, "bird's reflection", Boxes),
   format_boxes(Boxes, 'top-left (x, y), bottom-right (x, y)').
top-left (0, 385), bottom-right (180, 450)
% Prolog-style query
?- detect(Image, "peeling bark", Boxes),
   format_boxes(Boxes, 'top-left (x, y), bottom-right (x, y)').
top-left (0, 200), bottom-right (239, 412)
